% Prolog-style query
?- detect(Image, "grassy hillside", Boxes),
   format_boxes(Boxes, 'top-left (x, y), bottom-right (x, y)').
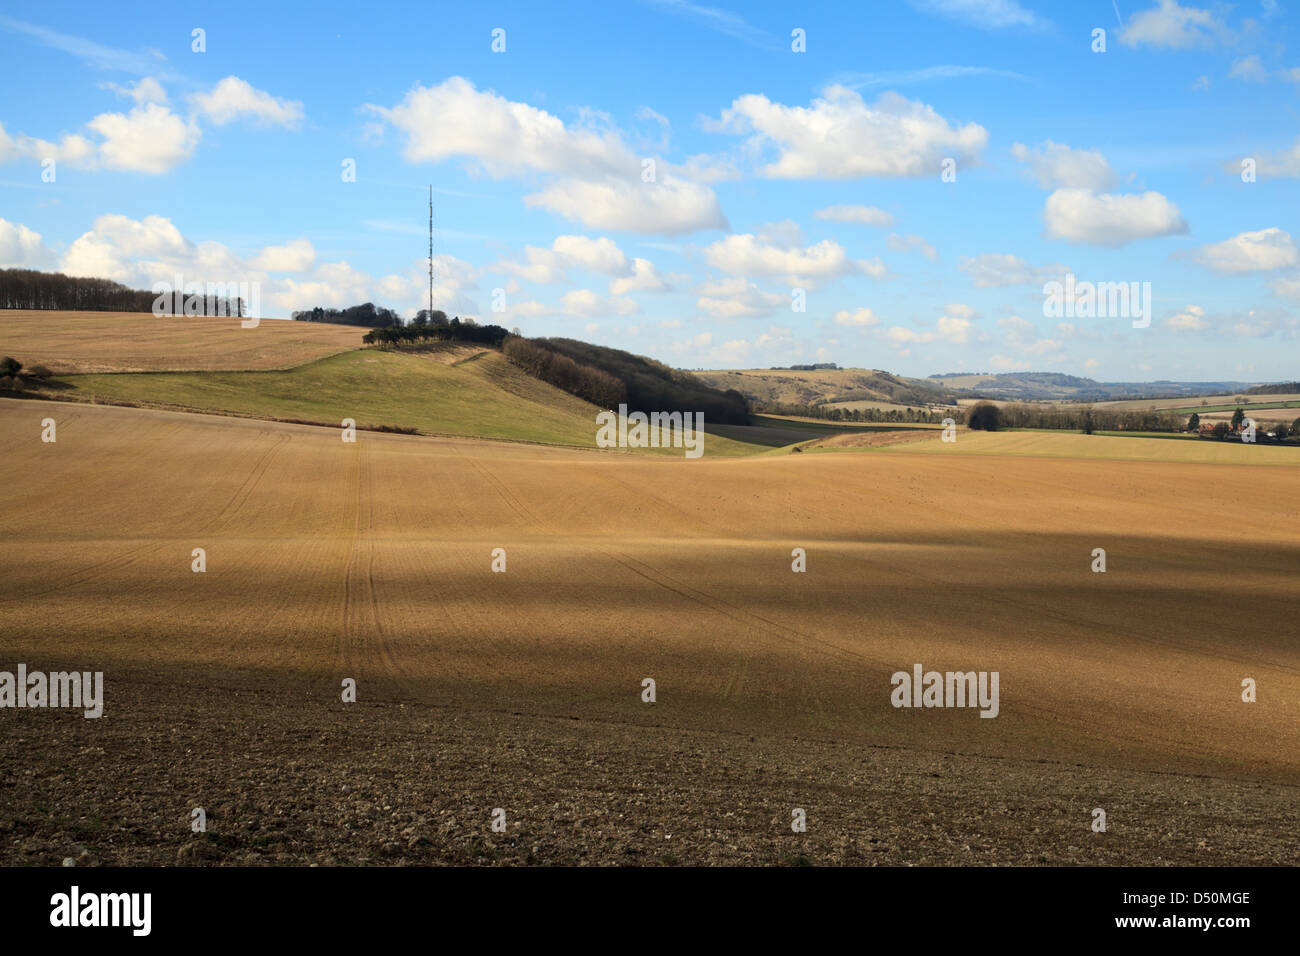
top-left (927, 371), bottom-right (1261, 402)
top-left (692, 366), bottom-right (954, 408)
top-left (0, 310), bottom-right (364, 372)
top-left (40, 348), bottom-right (769, 455)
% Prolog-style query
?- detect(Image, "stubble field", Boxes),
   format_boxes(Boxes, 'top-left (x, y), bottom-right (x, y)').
top-left (1, 397), bottom-right (1297, 865)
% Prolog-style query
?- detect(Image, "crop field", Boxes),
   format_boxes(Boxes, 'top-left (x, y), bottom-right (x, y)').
top-left (2, 396), bottom-right (1297, 866)
top-left (1092, 393), bottom-right (1300, 412)
top-left (878, 429), bottom-right (1300, 465)
top-left (0, 311), bottom-right (365, 372)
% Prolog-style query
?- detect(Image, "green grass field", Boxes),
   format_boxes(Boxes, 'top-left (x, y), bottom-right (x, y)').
top-left (42, 348), bottom-right (771, 456)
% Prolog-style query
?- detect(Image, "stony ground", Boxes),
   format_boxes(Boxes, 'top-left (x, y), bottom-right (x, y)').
top-left (3, 668), bottom-right (1297, 867)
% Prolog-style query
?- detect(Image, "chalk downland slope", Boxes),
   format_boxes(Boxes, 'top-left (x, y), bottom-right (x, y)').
top-left (45, 348), bottom-right (768, 454)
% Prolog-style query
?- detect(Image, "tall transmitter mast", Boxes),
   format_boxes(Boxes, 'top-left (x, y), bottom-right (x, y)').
top-left (428, 185), bottom-right (434, 320)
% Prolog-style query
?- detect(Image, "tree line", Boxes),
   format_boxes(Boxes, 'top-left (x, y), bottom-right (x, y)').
top-left (503, 337), bottom-right (625, 408)
top-left (761, 401), bottom-right (950, 424)
top-left (361, 316), bottom-right (511, 348)
top-left (0, 268), bottom-right (235, 314)
top-left (292, 302), bottom-right (403, 327)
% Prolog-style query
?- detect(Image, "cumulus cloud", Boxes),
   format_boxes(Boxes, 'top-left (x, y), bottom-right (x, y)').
top-left (1192, 227), bottom-right (1299, 274)
top-left (103, 76), bottom-right (168, 105)
top-left (610, 257), bottom-right (669, 295)
top-left (1043, 188), bottom-right (1188, 246)
top-left (814, 204), bottom-right (895, 226)
top-left (883, 304), bottom-right (976, 347)
top-left (0, 75), bottom-right (301, 175)
top-left (696, 276), bottom-right (787, 319)
top-left (1229, 55), bottom-right (1269, 83)
top-left (833, 307), bottom-right (881, 327)
top-left (957, 253), bottom-right (1069, 287)
top-left (0, 218), bottom-right (53, 268)
top-left (558, 289), bottom-right (639, 317)
top-left (886, 233), bottom-right (939, 260)
top-left (1010, 140), bottom-right (1116, 190)
top-left (705, 86), bottom-right (987, 179)
top-left (191, 76), bottom-right (304, 128)
top-left (704, 223), bottom-right (888, 286)
top-left (1166, 304), bottom-right (1209, 331)
top-left (489, 235), bottom-right (652, 287)
top-left (366, 77), bottom-right (725, 234)
top-left (999, 314), bottom-right (1063, 356)
top-left (87, 102), bottom-right (199, 173)
top-left (1238, 135), bottom-right (1300, 177)
top-left (524, 176), bottom-right (725, 234)
top-left (251, 239), bottom-right (316, 273)
top-left (1119, 1), bottom-right (1229, 49)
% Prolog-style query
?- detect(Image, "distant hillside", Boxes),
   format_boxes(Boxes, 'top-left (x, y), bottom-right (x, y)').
top-left (692, 367), bottom-right (956, 410)
top-left (928, 371), bottom-right (1261, 402)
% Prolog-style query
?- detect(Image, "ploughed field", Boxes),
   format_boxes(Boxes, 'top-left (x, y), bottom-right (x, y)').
top-left (0, 311), bottom-right (365, 373)
top-left (1, 398), bottom-right (1298, 865)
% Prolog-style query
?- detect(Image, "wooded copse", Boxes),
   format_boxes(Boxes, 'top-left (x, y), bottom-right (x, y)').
top-left (0, 268), bottom-right (242, 315)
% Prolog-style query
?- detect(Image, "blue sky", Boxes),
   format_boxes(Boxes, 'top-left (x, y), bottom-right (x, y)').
top-left (2, 0), bottom-right (1298, 381)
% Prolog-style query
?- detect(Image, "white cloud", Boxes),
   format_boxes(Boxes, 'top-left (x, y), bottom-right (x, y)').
top-left (999, 314), bottom-right (1062, 356)
top-left (696, 277), bottom-right (786, 318)
top-left (0, 120), bottom-right (95, 167)
top-left (610, 257), bottom-right (668, 295)
top-left (883, 305), bottom-right (975, 347)
top-left (0, 218), bottom-right (52, 268)
top-left (368, 76), bottom-right (625, 175)
top-left (61, 213), bottom-right (192, 279)
top-left (1192, 227), bottom-right (1299, 274)
top-left (524, 175), bottom-right (725, 234)
top-left (86, 101), bottom-right (199, 173)
top-left (1229, 55), bottom-right (1269, 83)
top-left (1166, 304), bottom-right (1209, 331)
top-left (1010, 140), bottom-right (1116, 190)
top-left (252, 239), bottom-right (316, 273)
top-left (704, 225), bottom-right (887, 285)
top-left (1245, 135), bottom-right (1300, 177)
top-left (1043, 188), bottom-right (1188, 246)
top-left (814, 204), bottom-right (894, 226)
top-left (907, 0), bottom-right (1042, 29)
top-left (1270, 275), bottom-right (1300, 299)
top-left (490, 234), bottom-right (637, 284)
top-left (706, 86), bottom-right (987, 179)
top-left (833, 307), bottom-right (881, 327)
top-left (559, 289), bottom-right (640, 317)
top-left (366, 76), bottom-right (725, 235)
top-left (103, 76), bottom-right (168, 105)
top-left (957, 253), bottom-right (1069, 287)
top-left (1119, 1), bottom-right (1228, 49)
top-left (191, 76), bottom-right (304, 128)
top-left (0, 76), bottom-right (302, 175)
top-left (886, 232), bottom-right (939, 260)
